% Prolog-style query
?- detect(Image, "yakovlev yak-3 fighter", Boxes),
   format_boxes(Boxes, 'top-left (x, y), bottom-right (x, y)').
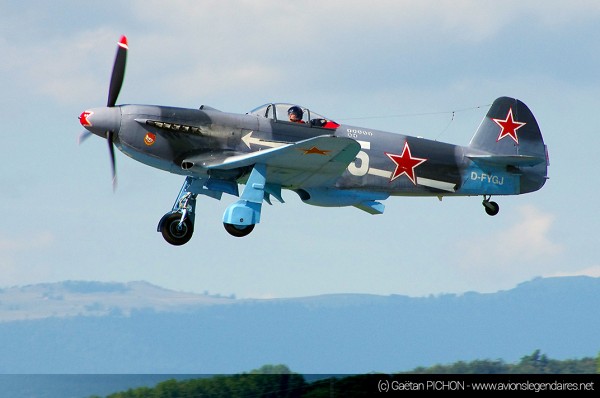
top-left (79, 36), bottom-right (549, 245)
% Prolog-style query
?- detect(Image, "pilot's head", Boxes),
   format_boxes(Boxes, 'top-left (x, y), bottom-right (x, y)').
top-left (288, 106), bottom-right (304, 122)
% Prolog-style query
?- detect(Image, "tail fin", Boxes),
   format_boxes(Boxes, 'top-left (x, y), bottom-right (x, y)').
top-left (468, 97), bottom-right (549, 192)
top-left (470, 97), bottom-right (545, 155)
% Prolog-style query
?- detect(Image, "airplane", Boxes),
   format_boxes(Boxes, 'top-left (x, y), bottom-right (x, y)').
top-left (79, 36), bottom-right (549, 245)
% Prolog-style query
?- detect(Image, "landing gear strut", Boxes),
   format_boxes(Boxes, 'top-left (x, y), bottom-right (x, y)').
top-left (158, 190), bottom-right (197, 246)
top-left (482, 195), bottom-right (499, 216)
top-left (157, 166), bottom-right (273, 242)
top-left (222, 164), bottom-right (267, 237)
top-left (158, 177), bottom-right (201, 246)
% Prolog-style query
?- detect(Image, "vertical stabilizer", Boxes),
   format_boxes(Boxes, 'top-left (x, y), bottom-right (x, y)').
top-left (469, 97), bottom-right (546, 158)
top-left (468, 97), bottom-right (548, 193)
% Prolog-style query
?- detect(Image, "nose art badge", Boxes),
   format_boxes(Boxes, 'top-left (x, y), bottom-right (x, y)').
top-left (144, 132), bottom-right (156, 146)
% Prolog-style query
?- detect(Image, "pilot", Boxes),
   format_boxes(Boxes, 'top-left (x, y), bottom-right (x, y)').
top-left (288, 106), bottom-right (305, 123)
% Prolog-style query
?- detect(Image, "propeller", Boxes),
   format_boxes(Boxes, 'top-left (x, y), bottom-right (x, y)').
top-left (79, 35), bottom-right (128, 191)
top-left (107, 36), bottom-right (128, 108)
top-left (106, 35), bottom-right (128, 190)
top-left (77, 130), bottom-right (92, 145)
top-left (107, 130), bottom-right (117, 189)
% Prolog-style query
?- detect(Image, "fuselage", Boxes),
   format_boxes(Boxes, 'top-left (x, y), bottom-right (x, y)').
top-left (81, 103), bottom-right (547, 201)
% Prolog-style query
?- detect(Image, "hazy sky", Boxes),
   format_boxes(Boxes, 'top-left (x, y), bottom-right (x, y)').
top-left (1, 0), bottom-right (599, 299)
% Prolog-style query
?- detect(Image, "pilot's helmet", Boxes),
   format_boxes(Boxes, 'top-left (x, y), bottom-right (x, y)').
top-left (288, 106), bottom-right (303, 120)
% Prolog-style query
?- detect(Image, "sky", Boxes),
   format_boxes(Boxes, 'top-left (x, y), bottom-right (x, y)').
top-left (1, 0), bottom-right (599, 299)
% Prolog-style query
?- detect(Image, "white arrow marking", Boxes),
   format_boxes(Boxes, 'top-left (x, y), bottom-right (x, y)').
top-left (242, 131), bottom-right (287, 149)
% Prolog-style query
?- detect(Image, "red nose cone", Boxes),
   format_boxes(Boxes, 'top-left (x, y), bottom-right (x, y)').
top-left (79, 111), bottom-right (93, 127)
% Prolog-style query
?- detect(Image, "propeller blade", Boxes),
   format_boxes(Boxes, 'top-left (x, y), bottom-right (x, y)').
top-left (107, 130), bottom-right (118, 191)
top-left (107, 35), bottom-right (128, 107)
top-left (77, 130), bottom-right (93, 145)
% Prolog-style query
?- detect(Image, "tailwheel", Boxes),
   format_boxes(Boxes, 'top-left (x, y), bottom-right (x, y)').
top-left (224, 223), bottom-right (255, 237)
top-left (482, 196), bottom-right (500, 216)
top-left (160, 212), bottom-right (194, 245)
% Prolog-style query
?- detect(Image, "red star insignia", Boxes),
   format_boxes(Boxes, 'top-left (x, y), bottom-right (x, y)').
top-left (79, 111), bottom-right (93, 127)
top-left (492, 107), bottom-right (526, 144)
top-left (385, 141), bottom-right (427, 184)
top-left (299, 146), bottom-right (331, 155)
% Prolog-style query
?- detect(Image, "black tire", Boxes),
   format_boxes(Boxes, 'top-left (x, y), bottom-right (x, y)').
top-left (484, 201), bottom-right (500, 216)
top-left (161, 213), bottom-right (194, 245)
top-left (223, 223), bottom-right (255, 237)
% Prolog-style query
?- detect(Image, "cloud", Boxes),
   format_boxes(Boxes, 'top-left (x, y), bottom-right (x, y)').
top-left (463, 205), bottom-right (562, 264)
top-left (0, 28), bottom-right (119, 106)
top-left (0, 232), bottom-right (55, 252)
top-left (5, 1), bottom-right (600, 106)
top-left (545, 265), bottom-right (600, 278)
top-left (128, 0), bottom-right (600, 46)
top-left (443, 205), bottom-right (568, 293)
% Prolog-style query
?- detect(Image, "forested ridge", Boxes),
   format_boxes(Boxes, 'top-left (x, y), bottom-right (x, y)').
top-left (92, 351), bottom-right (599, 398)
top-left (3, 277), bottom-right (599, 374)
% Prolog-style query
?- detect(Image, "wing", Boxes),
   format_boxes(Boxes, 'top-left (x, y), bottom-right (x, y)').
top-left (193, 135), bottom-right (361, 188)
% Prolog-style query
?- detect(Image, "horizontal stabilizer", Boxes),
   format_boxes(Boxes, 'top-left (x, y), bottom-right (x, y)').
top-left (466, 154), bottom-right (546, 167)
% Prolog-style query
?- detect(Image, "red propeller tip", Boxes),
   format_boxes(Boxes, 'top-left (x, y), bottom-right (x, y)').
top-left (118, 35), bottom-right (128, 49)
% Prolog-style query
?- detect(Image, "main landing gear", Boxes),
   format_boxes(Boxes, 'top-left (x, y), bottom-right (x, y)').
top-left (482, 195), bottom-right (499, 216)
top-left (221, 163), bottom-right (268, 238)
top-left (157, 164), bottom-right (273, 245)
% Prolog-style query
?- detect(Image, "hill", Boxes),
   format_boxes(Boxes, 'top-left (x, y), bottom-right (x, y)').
top-left (0, 280), bottom-right (234, 322)
top-left (0, 276), bottom-right (598, 374)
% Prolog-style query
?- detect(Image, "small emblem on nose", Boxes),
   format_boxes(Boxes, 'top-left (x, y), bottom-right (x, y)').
top-left (144, 132), bottom-right (156, 146)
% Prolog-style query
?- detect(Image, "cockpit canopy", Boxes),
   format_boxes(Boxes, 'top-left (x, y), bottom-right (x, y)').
top-left (248, 103), bottom-right (340, 129)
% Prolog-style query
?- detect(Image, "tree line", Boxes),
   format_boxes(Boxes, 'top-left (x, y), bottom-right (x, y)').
top-left (406, 349), bottom-right (598, 374)
top-left (91, 351), bottom-right (599, 398)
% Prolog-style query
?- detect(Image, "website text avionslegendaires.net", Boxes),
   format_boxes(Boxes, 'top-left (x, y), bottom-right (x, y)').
top-left (376, 376), bottom-right (596, 393)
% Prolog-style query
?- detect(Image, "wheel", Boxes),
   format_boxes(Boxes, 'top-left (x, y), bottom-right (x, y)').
top-left (223, 222), bottom-right (255, 237)
top-left (160, 213), bottom-right (194, 245)
top-left (484, 201), bottom-right (500, 216)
